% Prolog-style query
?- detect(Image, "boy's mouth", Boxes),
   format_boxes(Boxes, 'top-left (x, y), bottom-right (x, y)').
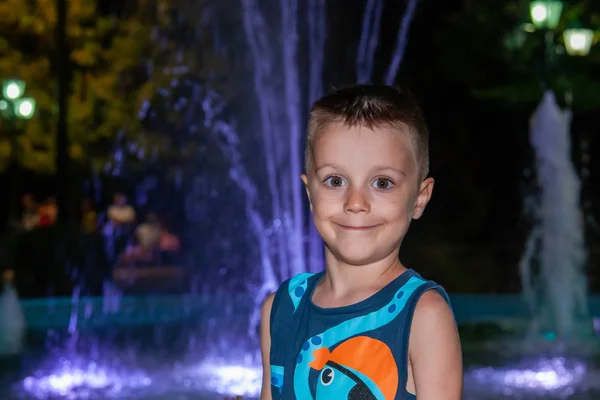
top-left (335, 223), bottom-right (381, 231)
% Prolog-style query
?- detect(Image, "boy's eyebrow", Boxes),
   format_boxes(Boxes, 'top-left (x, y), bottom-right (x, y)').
top-left (372, 165), bottom-right (407, 177)
top-left (314, 163), bottom-right (340, 173)
top-left (314, 163), bottom-right (407, 176)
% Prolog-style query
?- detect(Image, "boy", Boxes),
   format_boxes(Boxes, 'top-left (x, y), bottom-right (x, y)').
top-left (260, 85), bottom-right (462, 399)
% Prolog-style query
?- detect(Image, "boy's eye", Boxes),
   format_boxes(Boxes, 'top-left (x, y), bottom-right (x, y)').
top-left (325, 176), bottom-right (346, 188)
top-left (372, 178), bottom-right (393, 190)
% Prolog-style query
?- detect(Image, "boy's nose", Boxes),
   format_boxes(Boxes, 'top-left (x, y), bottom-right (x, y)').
top-left (344, 187), bottom-right (370, 214)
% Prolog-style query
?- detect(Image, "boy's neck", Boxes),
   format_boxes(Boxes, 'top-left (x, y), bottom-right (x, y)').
top-left (319, 250), bottom-right (407, 300)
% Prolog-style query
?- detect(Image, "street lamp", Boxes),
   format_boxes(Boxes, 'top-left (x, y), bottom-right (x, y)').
top-left (526, 1), bottom-right (597, 68)
top-left (14, 98), bottom-right (35, 119)
top-left (1, 79), bottom-right (36, 224)
top-left (0, 79), bottom-right (36, 120)
top-left (529, 1), bottom-right (563, 30)
top-left (563, 27), bottom-right (595, 56)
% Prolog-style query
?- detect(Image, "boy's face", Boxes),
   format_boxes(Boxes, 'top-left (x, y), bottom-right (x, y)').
top-left (302, 123), bottom-right (434, 266)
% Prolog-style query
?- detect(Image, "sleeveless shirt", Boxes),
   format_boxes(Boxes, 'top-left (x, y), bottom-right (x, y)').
top-left (268, 269), bottom-right (452, 400)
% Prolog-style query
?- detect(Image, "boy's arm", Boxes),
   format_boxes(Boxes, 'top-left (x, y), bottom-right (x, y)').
top-left (260, 293), bottom-right (275, 400)
top-left (409, 290), bottom-right (463, 399)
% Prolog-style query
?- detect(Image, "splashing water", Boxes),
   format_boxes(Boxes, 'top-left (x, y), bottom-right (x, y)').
top-left (356, 0), bottom-right (384, 83)
top-left (16, 342), bottom-right (600, 399)
top-left (175, 360), bottom-right (262, 397)
top-left (519, 91), bottom-right (590, 340)
top-left (464, 356), bottom-right (600, 399)
top-left (384, 0), bottom-right (419, 85)
top-left (16, 350), bottom-right (262, 399)
top-left (240, 0), bottom-right (324, 290)
top-left (20, 356), bottom-right (152, 399)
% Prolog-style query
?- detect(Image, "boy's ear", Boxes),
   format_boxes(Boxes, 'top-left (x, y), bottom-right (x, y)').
top-left (301, 174), bottom-right (313, 212)
top-left (412, 177), bottom-right (434, 220)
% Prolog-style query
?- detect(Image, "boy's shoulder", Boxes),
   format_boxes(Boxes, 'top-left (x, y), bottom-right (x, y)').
top-left (273, 271), bottom-right (323, 313)
top-left (408, 270), bottom-right (452, 304)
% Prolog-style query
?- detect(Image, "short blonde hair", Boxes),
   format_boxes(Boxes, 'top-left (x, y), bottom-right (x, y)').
top-left (306, 85), bottom-right (429, 181)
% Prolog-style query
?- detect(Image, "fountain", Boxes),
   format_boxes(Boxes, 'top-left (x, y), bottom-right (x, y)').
top-left (519, 91), bottom-right (591, 341)
top-left (239, 0), bottom-right (421, 311)
top-left (461, 91), bottom-right (599, 399)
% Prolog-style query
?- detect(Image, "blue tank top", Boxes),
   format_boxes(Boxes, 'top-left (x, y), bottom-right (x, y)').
top-left (268, 269), bottom-right (452, 400)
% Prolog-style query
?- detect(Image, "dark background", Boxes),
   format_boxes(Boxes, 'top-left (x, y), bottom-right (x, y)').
top-left (0, 0), bottom-right (598, 296)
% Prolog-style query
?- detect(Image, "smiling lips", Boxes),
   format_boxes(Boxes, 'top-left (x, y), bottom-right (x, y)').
top-left (336, 223), bottom-right (381, 231)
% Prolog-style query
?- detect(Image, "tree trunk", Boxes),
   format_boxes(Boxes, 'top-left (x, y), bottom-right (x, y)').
top-left (56, 0), bottom-right (70, 226)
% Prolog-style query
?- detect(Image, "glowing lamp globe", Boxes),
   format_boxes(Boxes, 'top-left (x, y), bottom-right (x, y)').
top-left (563, 28), bottom-right (594, 56)
top-left (14, 98), bottom-right (36, 119)
top-left (2, 80), bottom-right (25, 100)
top-left (529, 1), bottom-right (563, 30)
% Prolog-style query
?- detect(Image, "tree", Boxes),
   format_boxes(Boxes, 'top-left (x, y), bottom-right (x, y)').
top-left (0, 0), bottom-right (148, 173)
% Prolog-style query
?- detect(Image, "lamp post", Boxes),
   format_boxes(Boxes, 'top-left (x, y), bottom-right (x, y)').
top-left (56, 0), bottom-right (69, 226)
top-left (526, 1), bottom-right (595, 83)
top-left (0, 79), bottom-right (36, 224)
top-left (528, 1), bottom-right (595, 56)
